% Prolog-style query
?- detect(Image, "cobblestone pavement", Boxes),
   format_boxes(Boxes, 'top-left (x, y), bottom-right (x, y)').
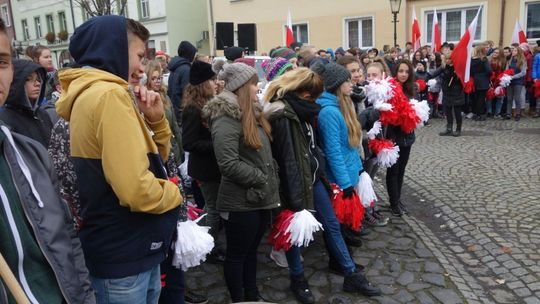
top-left (186, 116), bottom-right (540, 304)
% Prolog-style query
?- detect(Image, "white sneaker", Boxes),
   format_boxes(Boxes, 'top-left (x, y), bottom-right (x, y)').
top-left (466, 113), bottom-right (474, 119)
top-left (269, 249), bottom-right (289, 268)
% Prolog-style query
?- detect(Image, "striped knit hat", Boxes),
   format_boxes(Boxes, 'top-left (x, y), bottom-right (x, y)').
top-left (270, 47), bottom-right (297, 60)
top-left (262, 57), bottom-right (293, 81)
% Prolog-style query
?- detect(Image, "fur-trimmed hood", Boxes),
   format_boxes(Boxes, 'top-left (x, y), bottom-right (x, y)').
top-left (202, 90), bottom-right (242, 121)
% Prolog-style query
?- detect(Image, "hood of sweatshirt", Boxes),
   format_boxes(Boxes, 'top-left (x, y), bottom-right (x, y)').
top-left (5, 59), bottom-right (46, 111)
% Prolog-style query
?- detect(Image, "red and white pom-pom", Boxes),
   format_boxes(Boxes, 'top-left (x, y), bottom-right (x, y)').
top-left (410, 99), bottom-right (430, 127)
top-left (486, 87), bottom-right (496, 100)
top-left (186, 202), bottom-right (204, 221)
top-left (367, 120), bottom-right (382, 140)
top-left (330, 184), bottom-right (365, 231)
top-left (268, 209), bottom-right (295, 251)
top-left (427, 79), bottom-right (438, 90)
top-left (498, 69), bottom-right (515, 88)
top-left (172, 217), bottom-right (214, 271)
top-left (416, 79), bottom-right (427, 92)
top-left (287, 210), bottom-right (323, 248)
top-left (355, 172), bottom-right (377, 208)
top-left (373, 100), bottom-right (393, 111)
top-left (494, 86), bottom-right (506, 97)
top-left (368, 138), bottom-right (400, 168)
top-left (366, 77), bottom-right (395, 105)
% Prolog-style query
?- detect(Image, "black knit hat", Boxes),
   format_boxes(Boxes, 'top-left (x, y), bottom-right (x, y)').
top-left (311, 62), bottom-right (351, 93)
top-left (224, 46), bottom-right (244, 61)
top-left (190, 61), bottom-right (215, 85)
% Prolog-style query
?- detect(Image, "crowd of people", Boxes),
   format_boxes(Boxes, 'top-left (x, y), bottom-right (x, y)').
top-left (0, 14), bottom-right (539, 304)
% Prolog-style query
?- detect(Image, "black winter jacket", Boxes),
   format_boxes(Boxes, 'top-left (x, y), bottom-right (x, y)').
top-left (470, 58), bottom-right (492, 90)
top-left (430, 65), bottom-right (465, 107)
top-left (0, 60), bottom-right (53, 148)
top-left (182, 105), bottom-right (221, 182)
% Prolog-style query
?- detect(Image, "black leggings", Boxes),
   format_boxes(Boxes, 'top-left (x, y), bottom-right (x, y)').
top-left (223, 209), bottom-right (270, 302)
top-left (471, 89), bottom-right (487, 116)
top-left (386, 145), bottom-right (412, 207)
top-left (444, 105), bottom-right (463, 131)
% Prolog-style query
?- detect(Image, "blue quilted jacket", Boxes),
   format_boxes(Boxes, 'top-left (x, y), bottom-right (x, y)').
top-left (316, 91), bottom-right (362, 189)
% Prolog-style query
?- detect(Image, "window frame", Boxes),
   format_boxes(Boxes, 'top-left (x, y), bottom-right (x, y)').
top-left (46, 14), bottom-right (55, 34)
top-left (291, 22), bottom-right (309, 45)
top-left (343, 15), bottom-right (375, 49)
top-left (524, 0), bottom-right (540, 40)
top-left (422, 4), bottom-right (486, 44)
top-left (1, 4), bottom-right (10, 27)
top-left (140, 0), bottom-right (150, 19)
top-left (22, 19), bottom-right (29, 40)
top-left (58, 11), bottom-right (67, 32)
top-left (34, 16), bottom-right (42, 39)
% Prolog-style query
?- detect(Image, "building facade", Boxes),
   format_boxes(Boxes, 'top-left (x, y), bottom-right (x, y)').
top-left (127, 0), bottom-right (210, 57)
top-left (0, 0), bottom-right (16, 43)
top-left (208, 0), bottom-right (540, 55)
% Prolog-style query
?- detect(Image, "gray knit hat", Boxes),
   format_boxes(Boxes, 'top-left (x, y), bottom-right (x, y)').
top-left (217, 62), bottom-right (257, 92)
top-left (311, 62), bottom-right (351, 92)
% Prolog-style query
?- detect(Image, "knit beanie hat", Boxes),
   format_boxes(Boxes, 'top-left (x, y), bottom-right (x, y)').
top-left (311, 62), bottom-right (351, 93)
top-left (224, 46), bottom-right (245, 61)
top-left (216, 62), bottom-right (257, 92)
top-left (190, 60), bottom-right (215, 85)
top-left (270, 47), bottom-right (297, 60)
top-left (262, 57), bottom-right (293, 81)
top-left (178, 41), bottom-right (197, 61)
top-left (234, 57), bottom-right (256, 68)
top-left (335, 47), bottom-right (346, 56)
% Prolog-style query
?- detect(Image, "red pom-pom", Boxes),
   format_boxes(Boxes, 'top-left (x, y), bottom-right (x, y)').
top-left (463, 80), bottom-right (475, 94)
top-left (268, 209), bottom-right (295, 251)
top-left (535, 80), bottom-right (540, 98)
top-left (168, 176), bottom-right (180, 185)
top-left (486, 87), bottom-right (495, 100)
top-left (368, 138), bottom-right (395, 155)
top-left (329, 184), bottom-right (364, 231)
top-left (416, 79), bottom-right (427, 92)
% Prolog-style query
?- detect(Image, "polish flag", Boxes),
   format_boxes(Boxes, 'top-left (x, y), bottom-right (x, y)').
top-left (511, 20), bottom-right (528, 45)
top-left (285, 10), bottom-right (295, 48)
top-left (412, 6), bottom-right (422, 51)
top-left (451, 7), bottom-right (481, 90)
top-left (431, 9), bottom-right (441, 52)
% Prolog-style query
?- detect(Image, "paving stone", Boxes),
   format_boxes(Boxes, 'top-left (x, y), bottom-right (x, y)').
top-left (396, 271), bottom-right (414, 286)
top-left (530, 283), bottom-right (540, 291)
top-left (430, 289), bottom-right (463, 304)
top-left (415, 290), bottom-right (435, 304)
top-left (374, 296), bottom-right (401, 304)
top-left (309, 271), bottom-right (329, 287)
top-left (414, 248), bottom-right (434, 258)
top-left (514, 287), bottom-right (532, 297)
top-left (524, 297), bottom-right (540, 304)
top-left (392, 289), bottom-right (415, 303)
top-left (404, 262), bottom-right (422, 272)
top-left (490, 289), bottom-right (517, 303)
top-left (406, 283), bottom-right (431, 292)
top-left (421, 273), bottom-right (446, 287)
top-left (424, 261), bottom-right (442, 273)
top-left (327, 294), bottom-right (353, 304)
top-left (370, 276), bottom-right (396, 285)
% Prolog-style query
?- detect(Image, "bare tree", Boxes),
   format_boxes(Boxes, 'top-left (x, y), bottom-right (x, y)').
top-left (74, 0), bottom-right (128, 17)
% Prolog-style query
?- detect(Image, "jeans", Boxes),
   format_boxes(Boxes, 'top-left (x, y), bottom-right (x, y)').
top-left (507, 85), bottom-right (525, 115)
top-left (91, 265), bottom-right (161, 304)
top-left (386, 145), bottom-right (412, 207)
top-left (313, 181), bottom-right (356, 276)
top-left (285, 246), bottom-right (303, 276)
top-left (223, 210), bottom-right (270, 302)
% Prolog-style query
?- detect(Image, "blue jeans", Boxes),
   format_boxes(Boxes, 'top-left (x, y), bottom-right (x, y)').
top-left (91, 265), bottom-right (161, 304)
top-left (285, 246), bottom-right (303, 276)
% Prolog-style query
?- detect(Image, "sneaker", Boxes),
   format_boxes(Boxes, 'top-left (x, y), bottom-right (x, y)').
top-left (372, 209), bottom-right (389, 225)
top-left (365, 211), bottom-right (388, 227)
top-left (343, 270), bottom-right (382, 296)
top-left (503, 115), bottom-right (511, 120)
top-left (206, 248), bottom-right (225, 265)
top-left (466, 113), bottom-right (474, 119)
top-left (185, 290), bottom-right (208, 304)
top-left (495, 114), bottom-right (501, 119)
top-left (398, 201), bottom-right (409, 215)
top-left (452, 130), bottom-right (461, 137)
top-left (244, 288), bottom-right (270, 302)
top-left (290, 274), bottom-right (315, 304)
top-left (270, 248), bottom-right (288, 268)
top-left (439, 129), bottom-right (452, 136)
top-left (390, 205), bottom-right (403, 217)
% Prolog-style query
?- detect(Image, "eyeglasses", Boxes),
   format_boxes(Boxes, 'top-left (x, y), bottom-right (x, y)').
top-left (26, 77), bottom-right (41, 85)
top-left (151, 76), bottom-right (163, 81)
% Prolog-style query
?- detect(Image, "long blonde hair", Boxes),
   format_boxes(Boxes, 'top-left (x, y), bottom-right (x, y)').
top-left (235, 75), bottom-right (272, 149)
top-left (263, 68), bottom-right (323, 103)
top-left (336, 88), bottom-right (361, 147)
top-left (145, 60), bottom-right (171, 109)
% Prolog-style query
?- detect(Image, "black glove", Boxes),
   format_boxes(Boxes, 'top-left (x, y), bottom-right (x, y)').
top-left (342, 186), bottom-right (354, 199)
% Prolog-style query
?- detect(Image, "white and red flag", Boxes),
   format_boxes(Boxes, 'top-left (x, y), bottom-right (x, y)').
top-left (451, 7), bottom-right (481, 92)
top-left (412, 6), bottom-right (422, 51)
top-left (431, 8), bottom-right (441, 52)
top-left (285, 9), bottom-right (295, 48)
top-left (511, 20), bottom-right (528, 45)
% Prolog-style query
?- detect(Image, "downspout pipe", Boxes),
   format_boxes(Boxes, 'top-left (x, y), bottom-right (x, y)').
top-left (499, 0), bottom-right (505, 47)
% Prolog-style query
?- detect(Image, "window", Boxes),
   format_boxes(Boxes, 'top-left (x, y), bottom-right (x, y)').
top-left (22, 19), bottom-right (29, 40)
top-left (526, 2), bottom-right (540, 39)
top-left (58, 11), bottom-right (67, 32)
top-left (292, 23), bottom-right (308, 44)
top-left (34, 16), bottom-right (42, 38)
top-left (46, 14), bottom-right (55, 33)
top-left (424, 7), bottom-right (482, 43)
top-left (140, 0), bottom-right (150, 19)
top-left (345, 17), bottom-right (373, 48)
top-left (1, 4), bottom-right (10, 27)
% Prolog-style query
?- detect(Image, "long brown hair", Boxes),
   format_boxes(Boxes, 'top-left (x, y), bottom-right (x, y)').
top-left (511, 46), bottom-right (526, 69)
top-left (336, 87), bottom-right (361, 147)
top-left (235, 74), bottom-right (272, 149)
top-left (395, 59), bottom-right (415, 98)
top-left (183, 82), bottom-right (216, 110)
top-left (490, 47), bottom-right (506, 71)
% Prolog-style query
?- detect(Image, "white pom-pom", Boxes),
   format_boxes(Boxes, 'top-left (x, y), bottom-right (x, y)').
top-left (355, 172), bottom-right (378, 208)
top-left (367, 121), bottom-right (382, 140)
top-left (179, 152), bottom-right (191, 187)
top-left (499, 74), bottom-right (512, 87)
top-left (427, 79), bottom-right (437, 88)
top-left (377, 145), bottom-right (400, 168)
top-left (172, 219), bottom-right (215, 271)
top-left (373, 101), bottom-right (393, 112)
top-left (287, 210), bottom-right (323, 248)
top-left (410, 99), bottom-right (430, 127)
top-left (366, 77), bottom-right (395, 105)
